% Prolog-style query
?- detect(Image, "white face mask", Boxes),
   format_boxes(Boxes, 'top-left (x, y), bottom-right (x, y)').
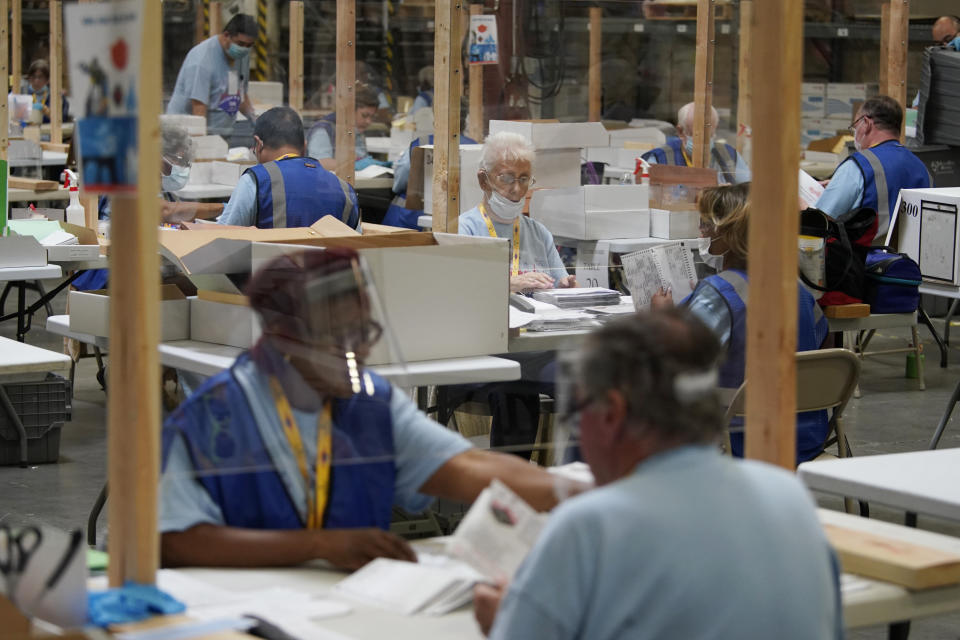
top-left (697, 235), bottom-right (725, 271)
top-left (486, 189), bottom-right (525, 221)
top-left (162, 164), bottom-right (191, 192)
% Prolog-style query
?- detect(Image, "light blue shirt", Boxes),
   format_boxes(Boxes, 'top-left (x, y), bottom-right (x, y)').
top-left (216, 172), bottom-right (257, 226)
top-left (490, 446), bottom-right (842, 640)
top-left (159, 357), bottom-right (472, 532)
top-left (410, 93), bottom-right (431, 115)
top-left (392, 146), bottom-right (414, 194)
top-left (166, 36), bottom-right (250, 137)
top-left (458, 206), bottom-right (568, 283)
top-left (306, 126), bottom-right (368, 162)
top-left (815, 159), bottom-right (865, 218)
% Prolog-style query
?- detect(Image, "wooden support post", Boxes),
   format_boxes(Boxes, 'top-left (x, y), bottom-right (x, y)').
top-left (884, 0), bottom-right (909, 128)
top-left (744, 0), bottom-right (802, 468)
top-left (432, 0), bottom-right (463, 234)
top-left (1, 0), bottom-right (8, 234)
top-left (467, 4), bottom-right (484, 142)
top-left (79, 0), bottom-right (99, 230)
top-left (195, 0), bottom-right (207, 45)
top-left (588, 6), bottom-right (602, 122)
top-left (107, 1), bottom-right (162, 587)
top-left (288, 1), bottom-right (304, 112)
top-left (49, 0), bottom-right (62, 145)
top-left (736, 0), bottom-right (752, 157)
top-left (879, 2), bottom-right (890, 95)
top-left (692, 0), bottom-right (715, 168)
top-left (210, 1), bottom-right (223, 36)
top-left (335, 0), bottom-right (356, 185)
top-left (11, 0), bottom-right (20, 93)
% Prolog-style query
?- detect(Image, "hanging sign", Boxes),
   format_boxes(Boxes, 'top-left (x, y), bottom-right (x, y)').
top-left (468, 15), bottom-right (499, 65)
top-left (65, 0), bottom-right (143, 193)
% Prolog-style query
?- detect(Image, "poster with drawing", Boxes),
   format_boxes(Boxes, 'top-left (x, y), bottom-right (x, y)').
top-left (65, 1), bottom-right (142, 193)
top-left (468, 15), bottom-right (499, 65)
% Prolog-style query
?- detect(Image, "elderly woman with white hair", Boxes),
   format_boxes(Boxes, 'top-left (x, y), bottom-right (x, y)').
top-left (641, 102), bottom-right (751, 185)
top-left (459, 131), bottom-right (577, 292)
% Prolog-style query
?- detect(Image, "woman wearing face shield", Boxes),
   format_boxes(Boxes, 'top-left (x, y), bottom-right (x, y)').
top-left (159, 248), bottom-right (573, 570)
top-left (652, 183), bottom-right (830, 464)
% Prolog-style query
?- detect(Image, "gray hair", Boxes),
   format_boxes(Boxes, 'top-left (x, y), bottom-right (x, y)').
top-left (161, 123), bottom-right (194, 163)
top-left (479, 131), bottom-right (535, 172)
top-left (677, 102), bottom-right (719, 137)
top-left (576, 308), bottom-right (725, 446)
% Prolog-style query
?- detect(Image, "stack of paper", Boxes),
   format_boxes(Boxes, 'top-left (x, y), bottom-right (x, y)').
top-left (40, 230), bottom-right (79, 246)
top-left (531, 287), bottom-right (622, 309)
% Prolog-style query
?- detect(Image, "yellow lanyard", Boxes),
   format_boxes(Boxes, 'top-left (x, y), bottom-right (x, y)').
top-left (268, 376), bottom-right (333, 529)
top-left (274, 153), bottom-right (299, 161)
top-left (479, 203), bottom-right (521, 277)
top-left (680, 145), bottom-right (693, 167)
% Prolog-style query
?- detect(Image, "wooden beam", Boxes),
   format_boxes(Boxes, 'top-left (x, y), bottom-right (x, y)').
top-left (588, 6), bottom-right (602, 122)
top-left (48, 0), bottom-right (62, 145)
top-left (107, 1), bottom-right (162, 587)
top-left (692, 0), bottom-right (715, 168)
top-left (11, 0), bottom-right (20, 92)
top-left (1, 0), bottom-right (8, 234)
top-left (879, 2), bottom-right (890, 95)
top-left (288, 1), bottom-right (304, 112)
top-left (885, 0), bottom-right (909, 127)
top-left (744, 0), bottom-right (803, 468)
top-left (432, 0), bottom-right (463, 233)
top-left (195, 0), bottom-right (206, 45)
top-left (736, 0), bottom-right (752, 157)
top-left (335, 0), bottom-right (356, 185)
top-left (467, 4), bottom-right (484, 142)
top-left (210, 1), bottom-right (223, 35)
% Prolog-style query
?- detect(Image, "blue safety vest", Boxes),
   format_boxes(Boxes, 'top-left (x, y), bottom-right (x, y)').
top-left (697, 270), bottom-right (829, 463)
top-left (383, 133), bottom-right (477, 229)
top-left (416, 90), bottom-right (434, 108)
top-left (162, 352), bottom-right (397, 530)
top-left (246, 156), bottom-right (359, 230)
top-left (308, 113), bottom-right (338, 156)
top-left (641, 137), bottom-right (740, 184)
top-left (847, 140), bottom-right (931, 242)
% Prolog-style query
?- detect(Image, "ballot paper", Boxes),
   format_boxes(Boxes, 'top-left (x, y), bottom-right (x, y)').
top-left (334, 480), bottom-right (546, 616)
top-left (621, 242), bottom-right (698, 310)
top-left (531, 287), bottom-right (622, 309)
top-left (355, 164), bottom-right (394, 179)
top-left (40, 230), bottom-right (79, 246)
top-left (799, 168), bottom-right (825, 209)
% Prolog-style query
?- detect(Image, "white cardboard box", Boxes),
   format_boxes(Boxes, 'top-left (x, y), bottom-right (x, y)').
top-left (187, 161), bottom-right (213, 186)
top-left (651, 208), bottom-right (700, 240)
top-left (0, 236), bottom-right (47, 268)
top-left (532, 149), bottom-right (582, 189)
top-left (247, 81), bottom-right (284, 107)
top-left (488, 120), bottom-right (610, 150)
top-left (249, 234), bottom-right (509, 365)
top-left (801, 83), bottom-right (827, 118)
top-left (160, 114), bottom-right (206, 136)
top-left (210, 161), bottom-right (253, 187)
top-left (190, 298), bottom-right (262, 348)
top-left (825, 83), bottom-right (877, 118)
top-left (607, 127), bottom-right (667, 147)
top-left (530, 185), bottom-right (650, 240)
top-left (46, 244), bottom-right (100, 261)
top-left (192, 135), bottom-right (229, 160)
top-left (895, 187), bottom-right (960, 285)
top-left (69, 285), bottom-right (190, 340)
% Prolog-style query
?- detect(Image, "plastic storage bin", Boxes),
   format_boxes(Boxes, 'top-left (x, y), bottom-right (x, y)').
top-left (0, 374), bottom-right (72, 465)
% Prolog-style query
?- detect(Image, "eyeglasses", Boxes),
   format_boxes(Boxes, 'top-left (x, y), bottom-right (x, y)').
top-left (490, 172), bottom-right (536, 189)
top-left (163, 153), bottom-right (191, 169)
top-left (559, 395), bottom-right (598, 429)
top-left (848, 115), bottom-right (869, 134)
top-left (332, 319), bottom-right (383, 348)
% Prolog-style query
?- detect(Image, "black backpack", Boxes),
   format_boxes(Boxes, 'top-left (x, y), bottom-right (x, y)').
top-left (799, 207), bottom-right (878, 306)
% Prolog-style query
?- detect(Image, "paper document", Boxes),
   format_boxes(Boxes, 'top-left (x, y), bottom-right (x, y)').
top-left (40, 230), bottom-right (79, 246)
top-left (621, 242), bottom-right (698, 310)
top-left (355, 164), bottom-right (394, 179)
top-left (799, 169), bottom-right (825, 209)
top-left (531, 287), bottom-right (622, 309)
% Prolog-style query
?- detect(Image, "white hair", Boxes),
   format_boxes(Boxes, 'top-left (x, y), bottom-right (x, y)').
top-left (677, 102), bottom-right (719, 136)
top-left (161, 122), bottom-right (194, 163)
top-left (479, 131), bottom-right (535, 172)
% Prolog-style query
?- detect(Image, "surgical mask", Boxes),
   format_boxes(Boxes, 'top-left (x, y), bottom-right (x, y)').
top-left (162, 164), bottom-right (191, 192)
top-left (685, 136), bottom-right (694, 155)
top-left (486, 189), bottom-right (525, 221)
top-left (697, 235), bottom-right (725, 271)
top-left (227, 43), bottom-right (250, 60)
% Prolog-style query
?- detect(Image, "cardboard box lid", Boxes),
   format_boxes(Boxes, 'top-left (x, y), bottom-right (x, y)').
top-left (78, 283), bottom-right (187, 301)
top-left (7, 220), bottom-right (98, 247)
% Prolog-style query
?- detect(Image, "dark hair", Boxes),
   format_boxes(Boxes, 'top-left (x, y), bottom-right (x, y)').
top-left (254, 106), bottom-right (305, 150)
top-left (28, 59), bottom-right (49, 79)
top-left (860, 95), bottom-right (903, 134)
top-left (224, 14), bottom-right (258, 39)
top-left (577, 308), bottom-right (724, 446)
top-left (355, 83), bottom-right (380, 110)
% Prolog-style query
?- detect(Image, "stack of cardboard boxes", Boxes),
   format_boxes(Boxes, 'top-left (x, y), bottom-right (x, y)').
top-left (801, 83), bottom-right (877, 147)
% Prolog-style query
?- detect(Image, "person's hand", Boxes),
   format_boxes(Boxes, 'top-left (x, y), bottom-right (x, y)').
top-left (818, 179), bottom-right (831, 188)
top-left (650, 287), bottom-right (674, 309)
top-left (557, 274), bottom-right (578, 288)
top-left (473, 582), bottom-right (507, 636)
top-left (320, 528), bottom-right (416, 571)
top-left (510, 271), bottom-right (555, 293)
top-left (160, 200), bottom-right (183, 223)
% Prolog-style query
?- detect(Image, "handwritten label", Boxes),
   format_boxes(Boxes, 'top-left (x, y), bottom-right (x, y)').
top-left (576, 241), bottom-right (610, 289)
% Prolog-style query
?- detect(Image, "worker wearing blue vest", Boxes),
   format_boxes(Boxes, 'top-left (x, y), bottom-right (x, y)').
top-left (816, 95), bottom-right (932, 244)
top-left (306, 84), bottom-right (387, 173)
top-left (217, 106), bottom-right (360, 230)
top-left (409, 66), bottom-right (434, 115)
top-left (641, 102), bottom-right (752, 185)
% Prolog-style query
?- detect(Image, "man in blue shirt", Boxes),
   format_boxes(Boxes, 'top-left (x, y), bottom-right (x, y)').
top-left (475, 309), bottom-right (842, 640)
top-left (816, 95), bottom-right (931, 243)
top-left (217, 106), bottom-right (360, 229)
top-left (166, 14), bottom-right (258, 138)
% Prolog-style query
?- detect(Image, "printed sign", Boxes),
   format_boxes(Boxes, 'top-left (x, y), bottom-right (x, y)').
top-left (65, 1), bottom-right (142, 193)
top-left (468, 15), bottom-right (499, 65)
top-left (575, 240), bottom-right (610, 289)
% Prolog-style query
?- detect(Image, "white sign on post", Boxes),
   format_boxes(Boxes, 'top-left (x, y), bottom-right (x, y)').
top-left (575, 240), bottom-right (610, 289)
top-left (468, 15), bottom-right (499, 65)
top-left (65, 1), bottom-right (143, 194)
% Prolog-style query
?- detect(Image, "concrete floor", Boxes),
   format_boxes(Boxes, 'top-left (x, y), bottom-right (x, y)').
top-left (2, 283), bottom-right (960, 638)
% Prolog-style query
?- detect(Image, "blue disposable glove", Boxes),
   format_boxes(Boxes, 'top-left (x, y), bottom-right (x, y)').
top-left (372, 158), bottom-right (392, 168)
top-left (88, 582), bottom-right (186, 626)
top-left (355, 157), bottom-right (376, 171)
top-left (948, 36), bottom-right (960, 51)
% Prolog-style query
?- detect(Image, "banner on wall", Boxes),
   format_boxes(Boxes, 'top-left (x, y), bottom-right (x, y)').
top-left (65, 0), bottom-right (142, 193)
top-left (468, 15), bottom-right (499, 66)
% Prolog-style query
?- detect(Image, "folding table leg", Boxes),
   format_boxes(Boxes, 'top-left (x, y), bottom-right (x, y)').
top-left (918, 304), bottom-right (948, 368)
top-left (944, 299), bottom-right (960, 346)
top-left (929, 377), bottom-right (960, 450)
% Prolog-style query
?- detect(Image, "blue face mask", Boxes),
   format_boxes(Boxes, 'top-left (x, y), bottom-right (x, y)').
top-left (162, 164), bottom-right (191, 192)
top-left (227, 42), bottom-right (250, 60)
top-left (684, 136), bottom-right (694, 155)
